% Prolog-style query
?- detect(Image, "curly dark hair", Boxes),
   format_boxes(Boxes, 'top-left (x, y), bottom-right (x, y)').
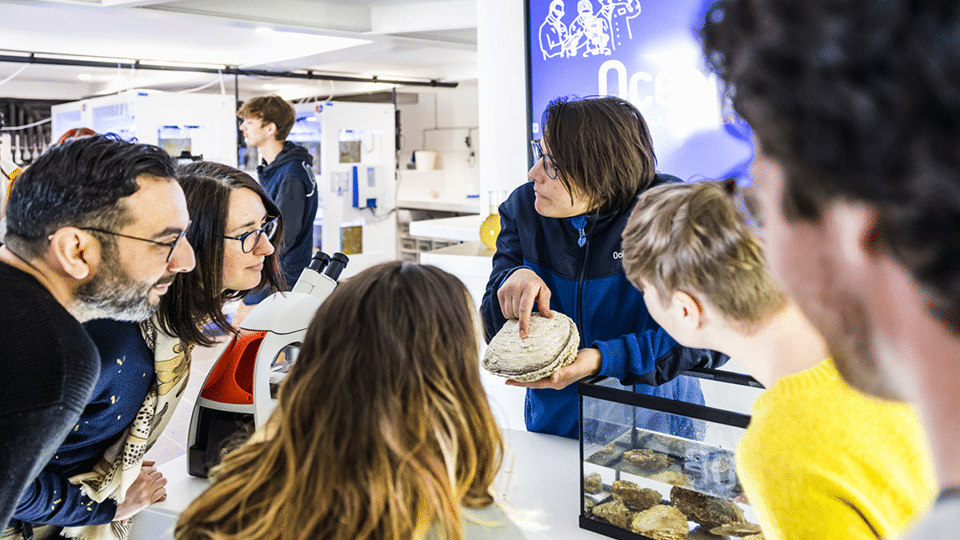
top-left (702, 0), bottom-right (960, 332)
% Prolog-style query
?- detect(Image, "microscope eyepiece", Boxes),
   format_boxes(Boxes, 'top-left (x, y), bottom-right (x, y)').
top-left (324, 253), bottom-right (349, 281)
top-left (308, 252), bottom-right (331, 273)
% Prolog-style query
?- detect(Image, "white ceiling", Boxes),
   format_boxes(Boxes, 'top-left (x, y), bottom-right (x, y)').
top-left (0, 0), bottom-right (478, 101)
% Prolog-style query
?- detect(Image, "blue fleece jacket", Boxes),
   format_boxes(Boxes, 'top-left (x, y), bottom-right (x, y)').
top-left (480, 176), bottom-right (727, 439)
top-left (12, 320), bottom-right (154, 527)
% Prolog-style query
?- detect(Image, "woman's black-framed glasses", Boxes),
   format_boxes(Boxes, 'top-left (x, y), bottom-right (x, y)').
top-left (721, 178), bottom-right (764, 233)
top-left (223, 216), bottom-right (279, 253)
top-left (530, 139), bottom-right (558, 179)
top-left (80, 221), bottom-right (191, 263)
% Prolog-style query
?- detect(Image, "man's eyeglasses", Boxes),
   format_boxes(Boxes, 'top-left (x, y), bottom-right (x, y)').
top-left (722, 178), bottom-right (764, 233)
top-left (531, 139), bottom-right (559, 179)
top-left (223, 216), bottom-right (279, 253)
top-left (80, 222), bottom-right (191, 263)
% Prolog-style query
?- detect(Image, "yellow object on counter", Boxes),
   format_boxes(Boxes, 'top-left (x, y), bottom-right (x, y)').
top-left (480, 213), bottom-right (501, 251)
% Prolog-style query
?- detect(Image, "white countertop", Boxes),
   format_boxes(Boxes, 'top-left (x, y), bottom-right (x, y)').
top-left (397, 196), bottom-right (482, 214)
top-left (422, 239), bottom-right (495, 258)
top-left (130, 428), bottom-right (599, 540)
top-left (420, 241), bottom-right (495, 321)
top-left (396, 168), bottom-right (483, 214)
top-left (409, 214), bottom-right (484, 242)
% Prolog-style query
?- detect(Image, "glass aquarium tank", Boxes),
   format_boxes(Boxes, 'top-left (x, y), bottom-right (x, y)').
top-left (578, 368), bottom-right (765, 540)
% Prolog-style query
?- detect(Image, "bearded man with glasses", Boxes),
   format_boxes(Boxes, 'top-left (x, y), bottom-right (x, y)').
top-left (6, 156), bottom-right (287, 540)
top-left (0, 135), bottom-right (195, 538)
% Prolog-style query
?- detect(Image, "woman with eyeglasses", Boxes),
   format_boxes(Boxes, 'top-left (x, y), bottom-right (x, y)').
top-left (10, 161), bottom-right (285, 540)
top-left (155, 160), bottom-right (285, 345)
top-left (480, 95), bottom-right (728, 439)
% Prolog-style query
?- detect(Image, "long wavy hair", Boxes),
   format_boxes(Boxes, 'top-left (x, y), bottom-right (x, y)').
top-left (174, 262), bottom-right (505, 540)
top-left (154, 161), bottom-right (285, 346)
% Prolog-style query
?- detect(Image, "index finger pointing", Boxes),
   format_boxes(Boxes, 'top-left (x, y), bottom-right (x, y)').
top-left (517, 286), bottom-right (540, 339)
top-left (518, 306), bottom-right (532, 339)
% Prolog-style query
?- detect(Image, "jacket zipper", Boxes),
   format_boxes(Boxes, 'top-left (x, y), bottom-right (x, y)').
top-left (574, 217), bottom-right (588, 348)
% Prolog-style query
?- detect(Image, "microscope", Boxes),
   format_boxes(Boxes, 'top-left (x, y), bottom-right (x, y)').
top-left (187, 251), bottom-right (348, 477)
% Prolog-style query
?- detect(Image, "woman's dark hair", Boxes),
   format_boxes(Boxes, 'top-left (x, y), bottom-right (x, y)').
top-left (542, 95), bottom-right (657, 215)
top-left (155, 161), bottom-right (285, 346)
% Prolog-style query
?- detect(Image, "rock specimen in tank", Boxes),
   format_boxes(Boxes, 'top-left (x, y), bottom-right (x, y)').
top-left (710, 522), bottom-right (763, 536)
top-left (670, 486), bottom-right (746, 529)
top-left (584, 472), bottom-right (603, 494)
top-left (591, 498), bottom-right (634, 529)
top-left (688, 526), bottom-right (730, 540)
top-left (622, 448), bottom-right (672, 473)
top-left (611, 480), bottom-right (661, 511)
top-left (650, 470), bottom-right (691, 487)
top-left (630, 504), bottom-right (689, 540)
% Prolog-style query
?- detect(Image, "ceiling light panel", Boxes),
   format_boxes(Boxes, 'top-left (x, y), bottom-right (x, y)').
top-left (0, 2), bottom-right (370, 68)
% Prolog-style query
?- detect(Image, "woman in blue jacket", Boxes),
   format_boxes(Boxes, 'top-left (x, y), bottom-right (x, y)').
top-left (480, 95), bottom-right (726, 439)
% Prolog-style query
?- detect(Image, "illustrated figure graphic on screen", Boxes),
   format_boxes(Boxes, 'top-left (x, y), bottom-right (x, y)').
top-left (568, 0), bottom-right (611, 57)
top-left (599, 0), bottom-right (641, 50)
top-left (539, 0), bottom-right (572, 59)
top-left (539, 0), bottom-right (641, 61)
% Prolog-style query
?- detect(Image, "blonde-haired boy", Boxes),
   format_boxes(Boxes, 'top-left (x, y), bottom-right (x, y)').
top-left (621, 180), bottom-right (934, 540)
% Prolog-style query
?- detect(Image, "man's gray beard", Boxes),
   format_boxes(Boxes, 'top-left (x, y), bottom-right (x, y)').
top-left (72, 247), bottom-right (160, 323)
top-left (72, 287), bottom-right (157, 323)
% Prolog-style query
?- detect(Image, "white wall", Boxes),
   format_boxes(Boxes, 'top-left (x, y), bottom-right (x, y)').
top-left (395, 0), bottom-right (532, 212)
top-left (397, 82), bottom-right (481, 201)
top-left (477, 0), bottom-right (529, 212)
top-left (396, 81), bottom-right (478, 167)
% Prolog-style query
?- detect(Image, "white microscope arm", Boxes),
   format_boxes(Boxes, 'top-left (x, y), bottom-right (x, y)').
top-left (244, 264), bottom-right (341, 428)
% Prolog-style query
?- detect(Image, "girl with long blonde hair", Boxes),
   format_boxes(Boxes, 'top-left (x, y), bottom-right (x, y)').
top-left (175, 261), bottom-right (525, 540)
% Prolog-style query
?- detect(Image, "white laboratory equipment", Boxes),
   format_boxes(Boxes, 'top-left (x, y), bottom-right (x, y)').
top-left (50, 90), bottom-right (237, 166)
top-left (290, 100), bottom-right (396, 279)
top-left (187, 251), bottom-right (348, 478)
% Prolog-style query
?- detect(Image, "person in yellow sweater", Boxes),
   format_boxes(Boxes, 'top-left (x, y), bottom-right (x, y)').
top-left (619, 180), bottom-right (935, 540)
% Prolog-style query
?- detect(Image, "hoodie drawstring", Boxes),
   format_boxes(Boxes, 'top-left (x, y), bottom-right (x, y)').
top-left (570, 216), bottom-right (587, 247)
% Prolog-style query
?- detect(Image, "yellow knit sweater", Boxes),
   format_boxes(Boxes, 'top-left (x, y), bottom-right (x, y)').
top-left (736, 359), bottom-right (935, 540)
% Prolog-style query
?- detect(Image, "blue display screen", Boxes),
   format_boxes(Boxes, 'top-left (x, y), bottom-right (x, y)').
top-left (526, 0), bottom-right (753, 182)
